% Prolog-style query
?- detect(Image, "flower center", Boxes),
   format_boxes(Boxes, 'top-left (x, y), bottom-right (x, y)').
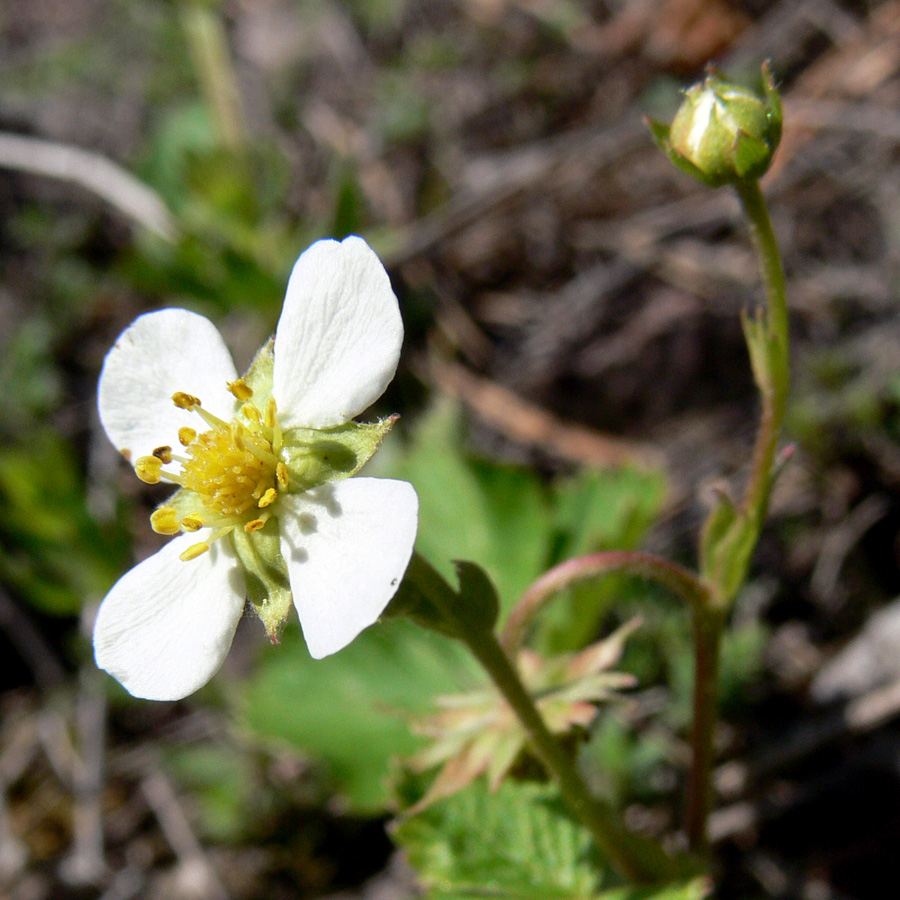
top-left (181, 420), bottom-right (276, 519)
top-left (133, 379), bottom-right (290, 560)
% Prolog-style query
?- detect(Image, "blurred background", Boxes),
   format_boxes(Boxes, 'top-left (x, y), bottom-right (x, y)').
top-left (2, 0), bottom-right (900, 897)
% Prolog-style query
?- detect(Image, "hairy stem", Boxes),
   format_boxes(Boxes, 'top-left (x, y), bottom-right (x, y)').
top-left (734, 178), bottom-right (790, 528)
top-left (405, 553), bottom-right (672, 884)
top-left (685, 179), bottom-right (789, 854)
top-left (685, 607), bottom-right (724, 854)
top-left (502, 550), bottom-right (710, 653)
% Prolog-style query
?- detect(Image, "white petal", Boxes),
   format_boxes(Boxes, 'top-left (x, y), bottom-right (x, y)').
top-left (98, 309), bottom-right (238, 464)
top-left (273, 237), bottom-right (403, 428)
top-left (93, 534), bottom-right (246, 700)
top-left (279, 478), bottom-right (418, 658)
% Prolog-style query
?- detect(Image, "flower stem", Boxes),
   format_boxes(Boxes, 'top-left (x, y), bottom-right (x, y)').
top-left (733, 178), bottom-right (790, 530)
top-left (463, 626), bottom-right (669, 884)
top-left (404, 553), bottom-right (673, 884)
top-left (499, 550), bottom-right (723, 857)
top-left (685, 606), bottom-right (724, 855)
top-left (502, 550), bottom-right (710, 653)
top-left (685, 178), bottom-right (789, 854)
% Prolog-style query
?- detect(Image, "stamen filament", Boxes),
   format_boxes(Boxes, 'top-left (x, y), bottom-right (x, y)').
top-left (194, 406), bottom-right (232, 431)
top-left (241, 436), bottom-right (279, 467)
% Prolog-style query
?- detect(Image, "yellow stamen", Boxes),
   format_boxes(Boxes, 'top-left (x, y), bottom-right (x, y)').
top-left (172, 392), bottom-right (201, 410)
top-left (241, 434), bottom-right (279, 466)
top-left (135, 456), bottom-right (163, 484)
top-left (150, 507), bottom-right (180, 535)
top-left (241, 403), bottom-right (261, 425)
top-left (194, 405), bottom-right (231, 431)
top-left (179, 419), bottom-right (277, 519)
top-left (143, 387), bottom-right (284, 535)
top-left (227, 378), bottom-right (254, 401)
top-left (179, 542), bottom-right (210, 561)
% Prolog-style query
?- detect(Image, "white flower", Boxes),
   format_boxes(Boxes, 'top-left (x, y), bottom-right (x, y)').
top-left (94, 237), bottom-right (419, 701)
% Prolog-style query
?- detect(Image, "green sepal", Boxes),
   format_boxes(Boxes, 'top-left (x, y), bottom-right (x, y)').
top-left (231, 519), bottom-right (293, 641)
top-left (242, 338), bottom-right (275, 400)
top-left (666, 147), bottom-right (724, 188)
top-left (281, 416), bottom-right (397, 491)
top-left (761, 60), bottom-right (783, 146)
top-left (646, 117), bottom-right (721, 188)
top-left (646, 116), bottom-right (671, 151)
top-left (733, 129), bottom-right (772, 180)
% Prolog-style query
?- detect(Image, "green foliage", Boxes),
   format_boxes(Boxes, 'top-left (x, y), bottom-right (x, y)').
top-left (579, 712), bottom-right (672, 809)
top-left (388, 402), bottom-right (666, 630)
top-left (0, 434), bottom-right (128, 615)
top-left (166, 745), bottom-right (260, 843)
top-left (395, 780), bottom-right (606, 898)
top-left (242, 619), bottom-right (479, 813)
top-left (395, 779), bottom-right (708, 900)
top-left (788, 346), bottom-right (899, 458)
top-left (0, 320), bottom-right (63, 429)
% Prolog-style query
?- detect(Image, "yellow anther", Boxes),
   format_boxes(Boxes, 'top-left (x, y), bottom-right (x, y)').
top-left (172, 392), bottom-right (201, 410)
top-left (265, 398), bottom-right (277, 429)
top-left (180, 514), bottom-right (204, 532)
top-left (276, 462), bottom-right (289, 488)
top-left (150, 507), bottom-right (180, 535)
top-left (258, 488), bottom-right (277, 508)
top-left (227, 379), bottom-right (254, 401)
top-left (135, 456), bottom-right (163, 484)
top-left (179, 542), bottom-right (210, 561)
top-left (231, 422), bottom-right (245, 451)
top-left (178, 427), bottom-right (197, 446)
top-left (244, 518), bottom-right (267, 533)
top-left (241, 403), bottom-right (261, 425)
top-left (153, 445), bottom-right (173, 464)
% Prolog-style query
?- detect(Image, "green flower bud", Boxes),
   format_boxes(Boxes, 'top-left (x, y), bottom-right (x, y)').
top-left (649, 63), bottom-right (782, 187)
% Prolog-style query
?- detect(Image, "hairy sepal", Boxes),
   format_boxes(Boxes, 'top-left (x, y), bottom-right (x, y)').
top-left (231, 520), bottom-right (293, 641)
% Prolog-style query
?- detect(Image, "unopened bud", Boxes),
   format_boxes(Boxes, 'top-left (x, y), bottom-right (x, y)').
top-left (649, 63), bottom-right (782, 187)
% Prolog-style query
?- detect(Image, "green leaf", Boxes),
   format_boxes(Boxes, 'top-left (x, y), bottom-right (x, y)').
top-left (384, 402), bottom-right (666, 634)
top-left (698, 488), bottom-right (737, 584)
top-left (538, 469), bottom-right (667, 652)
top-left (388, 403), bottom-right (549, 609)
top-left (242, 619), bottom-right (479, 813)
top-left (591, 879), bottom-right (710, 900)
top-left (395, 780), bottom-right (607, 898)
